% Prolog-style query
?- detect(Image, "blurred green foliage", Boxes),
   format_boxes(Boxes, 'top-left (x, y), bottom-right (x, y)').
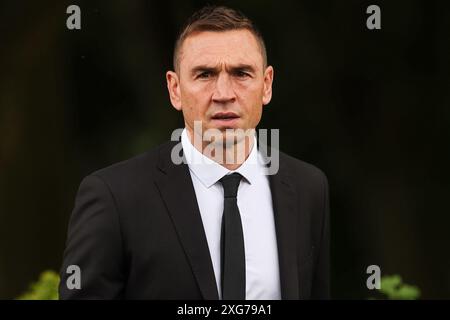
top-left (379, 275), bottom-right (421, 300)
top-left (16, 270), bottom-right (420, 300)
top-left (367, 275), bottom-right (421, 300)
top-left (16, 270), bottom-right (59, 300)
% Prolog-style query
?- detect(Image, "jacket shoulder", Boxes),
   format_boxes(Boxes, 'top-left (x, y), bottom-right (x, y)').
top-left (278, 150), bottom-right (327, 183)
top-left (88, 140), bottom-right (176, 184)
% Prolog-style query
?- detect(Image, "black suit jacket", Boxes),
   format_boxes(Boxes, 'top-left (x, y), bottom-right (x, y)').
top-left (59, 140), bottom-right (330, 299)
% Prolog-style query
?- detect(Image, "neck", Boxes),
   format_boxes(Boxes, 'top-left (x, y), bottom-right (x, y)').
top-left (186, 128), bottom-right (254, 171)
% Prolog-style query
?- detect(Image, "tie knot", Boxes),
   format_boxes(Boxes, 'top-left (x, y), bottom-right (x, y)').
top-left (219, 173), bottom-right (242, 198)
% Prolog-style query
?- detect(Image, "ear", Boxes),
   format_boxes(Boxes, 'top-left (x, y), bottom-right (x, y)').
top-left (262, 66), bottom-right (274, 105)
top-left (166, 71), bottom-right (182, 111)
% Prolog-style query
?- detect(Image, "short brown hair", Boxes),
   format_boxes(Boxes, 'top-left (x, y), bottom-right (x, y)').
top-left (173, 5), bottom-right (267, 73)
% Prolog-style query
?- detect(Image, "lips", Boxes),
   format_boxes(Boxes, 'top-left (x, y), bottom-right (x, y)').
top-left (211, 112), bottom-right (240, 120)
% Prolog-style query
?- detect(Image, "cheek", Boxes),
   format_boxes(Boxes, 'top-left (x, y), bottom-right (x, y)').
top-left (252, 105), bottom-right (263, 123)
top-left (237, 84), bottom-right (264, 109)
top-left (241, 89), bottom-right (264, 126)
top-left (181, 86), bottom-right (211, 117)
top-left (236, 80), bottom-right (264, 98)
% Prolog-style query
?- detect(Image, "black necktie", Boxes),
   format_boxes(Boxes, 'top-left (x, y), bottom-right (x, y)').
top-left (219, 173), bottom-right (246, 300)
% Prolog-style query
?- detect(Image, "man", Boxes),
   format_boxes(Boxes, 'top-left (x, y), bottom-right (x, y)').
top-left (59, 5), bottom-right (330, 300)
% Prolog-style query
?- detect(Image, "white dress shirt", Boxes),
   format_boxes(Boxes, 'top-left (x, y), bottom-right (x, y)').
top-left (181, 128), bottom-right (281, 300)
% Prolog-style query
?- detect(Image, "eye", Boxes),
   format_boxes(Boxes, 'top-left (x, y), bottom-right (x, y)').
top-left (234, 70), bottom-right (250, 78)
top-left (197, 71), bottom-right (212, 79)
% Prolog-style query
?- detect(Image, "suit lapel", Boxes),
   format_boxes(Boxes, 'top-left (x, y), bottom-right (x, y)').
top-left (154, 141), bottom-right (219, 300)
top-left (265, 149), bottom-right (300, 299)
top-left (269, 172), bottom-right (300, 299)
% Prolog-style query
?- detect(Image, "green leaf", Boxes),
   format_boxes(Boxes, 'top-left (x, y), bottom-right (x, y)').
top-left (17, 270), bottom-right (60, 300)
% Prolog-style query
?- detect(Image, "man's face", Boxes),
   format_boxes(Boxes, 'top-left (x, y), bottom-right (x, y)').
top-left (167, 29), bottom-right (273, 144)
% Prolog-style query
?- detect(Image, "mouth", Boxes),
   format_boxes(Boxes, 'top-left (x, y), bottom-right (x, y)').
top-left (211, 112), bottom-right (240, 121)
top-left (210, 112), bottom-right (240, 128)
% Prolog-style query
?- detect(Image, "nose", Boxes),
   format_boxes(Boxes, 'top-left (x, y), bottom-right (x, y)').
top-left (212, 73), bottom-right (236, 103)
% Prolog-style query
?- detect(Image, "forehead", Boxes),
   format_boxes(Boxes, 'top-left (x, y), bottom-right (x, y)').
top-left (179, 29), bottom-right (263, 71)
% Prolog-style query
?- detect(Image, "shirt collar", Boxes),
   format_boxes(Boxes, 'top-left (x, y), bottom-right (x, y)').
top-left (181, 128), bottom-right (263, 188)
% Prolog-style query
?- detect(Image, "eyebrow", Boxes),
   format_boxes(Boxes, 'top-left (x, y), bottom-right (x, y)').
top-left (190, 64), bottom-right (257, 76)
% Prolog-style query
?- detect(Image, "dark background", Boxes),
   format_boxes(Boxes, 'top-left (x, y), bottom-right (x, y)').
top-left (1, 0), bottom-right (449, 299)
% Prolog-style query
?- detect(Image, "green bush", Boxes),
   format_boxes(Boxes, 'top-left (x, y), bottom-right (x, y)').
top-left (378, 275), bottom-right (421, 300)
top-left (16, 270), bottom-right (59, 300)
top-left (17, 270), bottom-right (420, 300)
